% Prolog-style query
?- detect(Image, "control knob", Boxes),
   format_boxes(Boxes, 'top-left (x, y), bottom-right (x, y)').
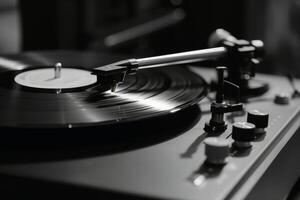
top-left (204, 137), bottom-right (230, 165)
top-left (247, 110), bottom-right (269, 137)
top-left (232, 122), bottom-right (255, 148)
top-left (274, 93), bottom-right (290, 105)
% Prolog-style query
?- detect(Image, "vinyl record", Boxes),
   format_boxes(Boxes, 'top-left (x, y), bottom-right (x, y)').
top-left (0, 51), bottom-right (207, 128)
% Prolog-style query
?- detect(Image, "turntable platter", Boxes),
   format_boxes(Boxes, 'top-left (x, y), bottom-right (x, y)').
top-left (0, 51), bottom-right (207, 128)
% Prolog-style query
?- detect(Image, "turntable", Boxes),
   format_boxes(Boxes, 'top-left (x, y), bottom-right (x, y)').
top-left (0, 30), bottom-right (299, 200)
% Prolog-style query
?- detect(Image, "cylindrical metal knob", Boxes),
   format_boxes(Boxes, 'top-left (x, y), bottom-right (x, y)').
top-left (204, 137), bottom-right (230, 165)
top-left (247, 110), bottom-right (269, 129)
top-left (247, 110), bottom-right (269, 137)
top-left (274, 93), bottom-right (290, 105)
top-left (232, 122), bottom-right (255, 148)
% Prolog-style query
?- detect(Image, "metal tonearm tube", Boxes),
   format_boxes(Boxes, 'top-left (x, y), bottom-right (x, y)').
top-left (92, 29), bottom-right (264, 92)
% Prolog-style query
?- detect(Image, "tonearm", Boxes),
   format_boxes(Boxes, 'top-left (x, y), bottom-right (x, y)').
top-left (92, 29), bottom-right (265, 96)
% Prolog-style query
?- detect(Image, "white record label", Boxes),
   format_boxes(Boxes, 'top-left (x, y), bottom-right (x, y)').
top-left (14, 68), bottom-right (97, 89)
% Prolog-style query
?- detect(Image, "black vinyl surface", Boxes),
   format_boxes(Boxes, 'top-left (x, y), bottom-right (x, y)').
top-left (0, 51), bottom-right (206, 129)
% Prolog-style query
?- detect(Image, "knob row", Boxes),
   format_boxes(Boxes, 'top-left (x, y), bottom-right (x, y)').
top-left (204, 110), bottom-right (269, 165)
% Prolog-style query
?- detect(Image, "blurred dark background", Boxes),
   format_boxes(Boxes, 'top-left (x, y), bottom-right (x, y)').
top-left (1, 0), bottom-right (300, 77)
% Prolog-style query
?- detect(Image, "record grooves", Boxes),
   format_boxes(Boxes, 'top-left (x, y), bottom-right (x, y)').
top-left (0, 51), bottom-right (207, 129)
top-left (0, 105), bottom-right (202, 160)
